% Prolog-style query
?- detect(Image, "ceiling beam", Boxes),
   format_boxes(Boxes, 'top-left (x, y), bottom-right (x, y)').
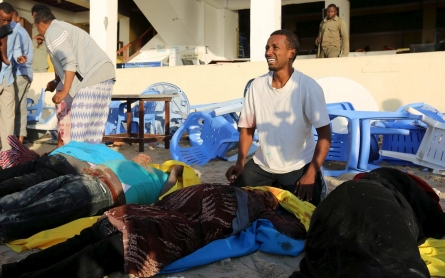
top-left (66, 0), bottom-right (90, 9)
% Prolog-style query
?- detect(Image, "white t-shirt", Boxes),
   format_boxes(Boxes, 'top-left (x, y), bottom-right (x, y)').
top-left (238, 70), bottom-right (330, 174)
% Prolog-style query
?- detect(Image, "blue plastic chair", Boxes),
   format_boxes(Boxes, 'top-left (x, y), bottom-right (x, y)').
top-left (313, 102), bottom-right (355, 176)
top-left (316, 102), bottom-right (420, 176)
top-left (188, 98), bottom-right (244, 147)
top-left (116, 102), bottom-right (138, 134)
top-left (380, 107), bottom-right (445, 174)
top-left (170, 112), bottom-right (240, 166)
top-left (130, 89), bottom-right (160, 134)
top-left (325, 109), bottom-right (423, 176)
top-left (378, 102), bottom-right (445, 165)
top-left (180, 79), bottom-right (257, 163)
top-left (104, 101), bottom-right (122, 135)
top-left (26, 98), bottom-right (34, 107)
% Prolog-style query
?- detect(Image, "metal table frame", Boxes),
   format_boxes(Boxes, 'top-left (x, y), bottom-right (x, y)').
top-left (102, 94), bottom-right (176, 152)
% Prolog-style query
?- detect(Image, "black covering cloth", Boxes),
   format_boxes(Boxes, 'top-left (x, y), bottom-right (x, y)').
top-left (292, 167), bottom-right (445, 278)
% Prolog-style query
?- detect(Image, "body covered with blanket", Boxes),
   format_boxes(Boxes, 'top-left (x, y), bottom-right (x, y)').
top-left (1, 184), bottom-right (306, 278)
top-left (292, 167), bottom-right (445, 278)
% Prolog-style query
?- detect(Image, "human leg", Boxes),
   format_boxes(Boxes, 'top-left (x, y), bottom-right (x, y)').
top-left (70, 80), bottom-right (114, 143)
top-left (55, 90), bottom-right (72, 146)
top-left (325, 45), bottom-right (340, 58)
top-left (0, 80), bottom-right (15, 151)
top-left (0, 160), bottom-right (39, 183)
top-left (231, 159), bottom-right (275, 187)
top-left (13, 75), bottom-right (31, 142)
top-left (0, 155), bottom-right (78, 197)
top-left (0, 167), bottom-right (58, 198)
top-left (0, 174), bottom-right (113, 243)
top-left (274, 163), bottom-right (323, 206)
top-left (160, 165), bottom-right (184, 196)
top-left (2, 218), bottom-right (124, 278)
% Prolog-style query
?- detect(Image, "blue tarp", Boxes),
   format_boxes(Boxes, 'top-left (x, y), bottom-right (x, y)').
top-left (159, 219), bottom-right (305, 274)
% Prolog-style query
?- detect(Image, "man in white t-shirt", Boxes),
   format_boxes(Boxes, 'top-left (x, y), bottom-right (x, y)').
top-left (226, 29), bottom-right (332, 206)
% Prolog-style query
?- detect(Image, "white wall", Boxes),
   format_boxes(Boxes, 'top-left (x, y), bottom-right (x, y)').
top-left (135, 0), bottom-right (238, 63)
top-left (8, 0), bottom-right (89, 38)
top-left (30, 52), bottom-right (445, 113)
top-left (134, 0), bottom-right (198, 46)
top-left (203, 4), bottom-right (238, 60)
top-left (223, 9), bottom-right (238, 59)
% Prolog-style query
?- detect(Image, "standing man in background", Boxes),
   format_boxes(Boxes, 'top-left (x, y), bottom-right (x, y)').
top-left (316, 4), bottom-right (349, 58)
top-left (32, 34), bottom-right (48, 73)
top-left (0, 2), bottom-right (26, 151)
top-left (11, 9), bottom-right (33, 144)
top-left (34, 10), bottom-right (115, 145)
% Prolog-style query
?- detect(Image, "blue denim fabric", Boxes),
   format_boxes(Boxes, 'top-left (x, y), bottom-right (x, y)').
top-left (0, 174), bottom-right (113, 243)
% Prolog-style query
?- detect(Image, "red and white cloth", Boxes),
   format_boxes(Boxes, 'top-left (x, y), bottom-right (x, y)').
top-left (0, 135), bottom-right (40, 169)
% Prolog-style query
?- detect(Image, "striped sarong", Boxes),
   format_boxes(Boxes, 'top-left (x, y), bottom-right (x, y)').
top-left (0, 135), bottom-right (40, 169)
top-left (70, 79), bottom-right (114, 143)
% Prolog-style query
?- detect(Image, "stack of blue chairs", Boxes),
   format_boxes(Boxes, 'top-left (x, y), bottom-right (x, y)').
top-left (378, 102), bottom-right (445, 165)
top-left (323, 104), bottom-right (424, 176)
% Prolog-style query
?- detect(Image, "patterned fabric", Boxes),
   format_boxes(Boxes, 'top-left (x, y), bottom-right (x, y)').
top-left (56, 94), bottom-right (73, 143)
top-left (104, 184), bottom-right (238, 277)
top-left (0, 135), bottom-right (40, 169)
top-left (70, 80), bottom-right (114, 143)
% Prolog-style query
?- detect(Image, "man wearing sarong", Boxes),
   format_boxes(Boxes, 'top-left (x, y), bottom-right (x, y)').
top-left (34, 10), bottom-right (115, 145)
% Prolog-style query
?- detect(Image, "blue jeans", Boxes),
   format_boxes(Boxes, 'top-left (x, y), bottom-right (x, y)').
top-left (0, 174), bottom-right (113, 243)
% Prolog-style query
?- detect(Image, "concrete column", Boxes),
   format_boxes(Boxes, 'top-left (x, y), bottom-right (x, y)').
top-left (90, 0), bottom-right (118, 66)
top-left (326, 0), bottom-right (350, 42)
top-left (250, 0), bottom-right (281, 62)
top-left (422, 1), bottom-right (437, 43)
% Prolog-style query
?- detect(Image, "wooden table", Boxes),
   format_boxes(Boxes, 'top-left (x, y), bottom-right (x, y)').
top-left (102, 94), bottom-right (176, 152)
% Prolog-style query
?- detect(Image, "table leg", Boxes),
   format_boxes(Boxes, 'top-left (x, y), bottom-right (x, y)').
top-left (138, 99), bottom-right (145, 152)
top-left (126, 100), bottom-right (132, 140)
top-left (347, 118), bottom-right (361, 171)
top-left (164, 100), bottom-right (171, 149)
top-left (359, 119), bottom-right (371, 171)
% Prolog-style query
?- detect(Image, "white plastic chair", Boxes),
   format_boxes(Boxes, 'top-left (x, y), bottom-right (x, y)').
top-left (26, 88), bottom-right (57, 140)
top-left (380, 107), bottom-right (445, 174)
top-left (27, 88), bottom-right (56, 123)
